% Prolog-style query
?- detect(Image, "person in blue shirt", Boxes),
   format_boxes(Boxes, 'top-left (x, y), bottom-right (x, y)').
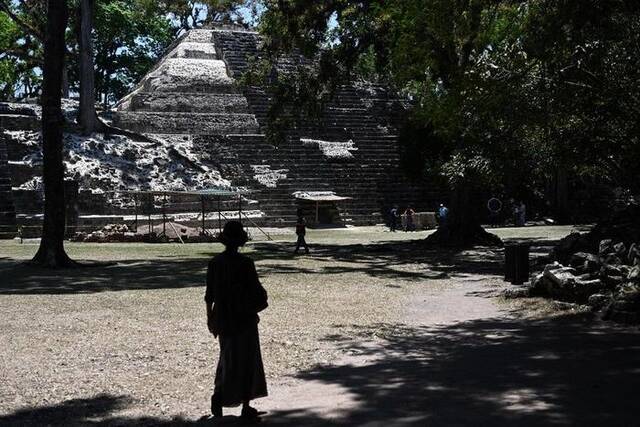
top-left (438, 204), bottom-right (449, 229)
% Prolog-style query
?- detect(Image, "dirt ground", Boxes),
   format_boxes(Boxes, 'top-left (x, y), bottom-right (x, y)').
top-left (0, 225), bottom-right (639, 426)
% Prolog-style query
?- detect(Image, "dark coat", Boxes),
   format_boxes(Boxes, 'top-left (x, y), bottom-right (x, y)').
top-left (205, 251), bottom-right (268, 337)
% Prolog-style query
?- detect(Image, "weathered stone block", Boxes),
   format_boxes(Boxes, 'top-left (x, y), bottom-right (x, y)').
top-left (130, 93), bottom-right (248, 113)
top-left (628, 266), bottom-right (640, 282)
top-left (0, 114), bottom-right (40, 131)
top-left (569, 251), bottom-right (601, 273)
top-left (113, 112), bottom-right (259, 135)
top-left (587, 293), bottom-right (610, 309)
top-left (143, 58), bottom-right (235, 93)
top-left (599, 239), bottom-right (614, 255)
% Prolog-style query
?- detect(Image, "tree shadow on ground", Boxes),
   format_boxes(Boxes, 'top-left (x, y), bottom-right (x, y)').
top-left (0, 258), bottom-right (208, 295)
top-left (0, 236), bottom-right (561, 294)
top-left (0, 394), bottom-right (333, 426)
top-left (2, 313), bottom-right (637, 426)
top-left (293, 313), bottom-right (640, 426)
top-left (250, 239), bottom-right (516, 281)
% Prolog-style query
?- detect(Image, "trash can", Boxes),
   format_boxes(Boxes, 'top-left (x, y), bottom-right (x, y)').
top-left (505, 242), bottom-right (530, 285)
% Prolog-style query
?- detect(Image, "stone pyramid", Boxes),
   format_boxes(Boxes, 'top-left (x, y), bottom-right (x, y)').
top-left (114, 27), bottom-right (432, 226)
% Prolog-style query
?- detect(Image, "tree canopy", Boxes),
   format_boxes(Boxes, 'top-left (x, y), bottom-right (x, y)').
top-left (256, 0), bottom-right (640, 221)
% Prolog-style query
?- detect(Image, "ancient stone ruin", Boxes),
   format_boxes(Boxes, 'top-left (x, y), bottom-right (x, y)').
top-left (0, 26), bottom-right (432, 235)
top-left (114, 26), bottom-right (431, 226)
top-left (507, 206), bottom-right (640, 324)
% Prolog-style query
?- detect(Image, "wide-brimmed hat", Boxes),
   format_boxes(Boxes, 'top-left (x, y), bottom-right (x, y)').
top-left (218, 221), bottom-right (248, 247)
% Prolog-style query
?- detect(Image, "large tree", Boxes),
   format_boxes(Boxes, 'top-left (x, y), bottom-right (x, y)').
top-left (32, 0), bottom-right (74, 267)
top-left (521, 0), bottom-right (640, 217)
top-left (77, 0), bottom-right (98, 134)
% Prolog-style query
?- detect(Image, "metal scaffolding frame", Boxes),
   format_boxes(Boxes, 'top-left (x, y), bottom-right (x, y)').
top-left (117, 188), bottom-right (271, 242)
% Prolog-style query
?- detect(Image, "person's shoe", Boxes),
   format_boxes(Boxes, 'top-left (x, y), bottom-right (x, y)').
top-left (210, 395), bottom-right (222, 417)
top-left (241, 405), bottom-right (260, 419)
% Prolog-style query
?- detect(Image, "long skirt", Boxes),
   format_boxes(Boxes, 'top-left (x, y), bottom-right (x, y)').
top-left (213, 325), bottom-right (268, 407)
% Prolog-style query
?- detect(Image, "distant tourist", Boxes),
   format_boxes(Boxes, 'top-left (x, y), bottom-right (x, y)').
top-left (206, 221), bottom-right (268, 419)
top-left (404, 205), bottom-right (416, 231)
top-left (438, 203), bottom-right (449, 229)
top-left (389, 205), bottom-right (400, 232)
top-left (517, 201), bottom-right (526, 226)
top-left (487, 197), bottom-right (502, 228)
top-left (294, 213), bottom-right (310, 254)
top-left (510, 198), bottom-right (517, 226)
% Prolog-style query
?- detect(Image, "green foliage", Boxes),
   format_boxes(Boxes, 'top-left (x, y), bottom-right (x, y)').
top-left (257, 0), bottom-right (640, 202)
top-left (90, 0), bottom-right (173, 105)
top-left (521, 0), bottom-right (640, 194)
top-left (0, 1), bottom-right (46, 98)
top-left (0, 12), bottom-right (18, 98)
top-left (154, 0), bottom-right (255, 35)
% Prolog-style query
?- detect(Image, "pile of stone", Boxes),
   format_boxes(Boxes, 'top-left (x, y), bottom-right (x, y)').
top-left (552, 205), bottom-right (640, 264)
top-left (529, 239), bottom-right (640, 324)
top-left (72, 222), bottom-right (220, 243)
top-left (72, 224), bottom-right (143, 243)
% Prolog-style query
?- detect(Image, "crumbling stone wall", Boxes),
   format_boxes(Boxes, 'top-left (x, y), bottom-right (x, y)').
top-left (0, 135), bottom-right (16, 237)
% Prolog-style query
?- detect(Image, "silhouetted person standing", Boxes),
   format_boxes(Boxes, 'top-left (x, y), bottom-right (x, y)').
top-left (389, 205), bottom-right (400, 232)
top-left (517, 200), bottom-right (526, 226)
top-left (206, 221), bottom-right (268, 419)
top-left (294, 214), bottom-right (310, 254)
top-left (404, 205), bottom-right (416, 231)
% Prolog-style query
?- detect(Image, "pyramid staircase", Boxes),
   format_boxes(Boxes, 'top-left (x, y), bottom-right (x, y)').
top-left (212, 30), bottom-right (433, 225)
top-left (113, 27), bottom-right (432, 227)
top-left (0, 103), bottom-right (38, 238)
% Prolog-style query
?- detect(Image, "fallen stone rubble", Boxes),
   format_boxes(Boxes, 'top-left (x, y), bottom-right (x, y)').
top-left (511, 237), bottom-right (640, 324)
top-left (71, 223), bottom-right (217, 243)
top-left (72, 224), bottom-right (142, 243)
top-left (552, 205), bottom-right (640, 264)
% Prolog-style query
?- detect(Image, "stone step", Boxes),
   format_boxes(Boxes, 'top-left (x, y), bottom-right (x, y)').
top-left (113, 111), bottom-right (260, 135)
top-left (228, 148), bottom-right (400, 156)
top-left (141, 58), bottom-right (236, 94)
top-left (171, 41), bottom-right (218, 60)
top-left (227, 145), bottom-right (399, 152)
top-left (130, 93), bottom-right (250, 113)
top-left (217, 147), bottom-right (398, 154)
top-left (7, 162), bottom-right (39, 186)
top-left (0, 114), bottom-right (40, 131)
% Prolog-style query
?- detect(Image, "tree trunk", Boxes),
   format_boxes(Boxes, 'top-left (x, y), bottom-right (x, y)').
top-left (426, 182), bottom-right (502, 247)
top-left (31, 0), bottom-right (75, 268)
top-left (78, 0), bottom-right (98, 135)
top-left (103, 64), bottom-right (111, 110)
top-left (554, 166), bottom-right (570, 224)
top-left (61, 64), bottom-right (70, 98)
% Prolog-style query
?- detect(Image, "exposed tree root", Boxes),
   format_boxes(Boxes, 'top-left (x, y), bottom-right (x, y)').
top-left (29, 246), bottom-right (78, 269)
top-left (425, 224), bottom-right (503, 248)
